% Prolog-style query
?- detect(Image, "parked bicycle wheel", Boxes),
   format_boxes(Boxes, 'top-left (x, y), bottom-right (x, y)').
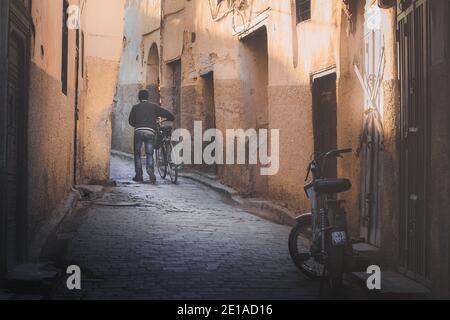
top-left (165, 141), bottom-right (178, 184)
top-left (288, 214), bottom-right (324, 280)
top-left (156, 146), bottom-right (167, 179)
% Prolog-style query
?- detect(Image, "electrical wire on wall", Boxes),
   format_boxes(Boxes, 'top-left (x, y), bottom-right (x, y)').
top-left (208, 0), bottom-right (235, 21)
top-left (207, 0), bottom-right (255, 34)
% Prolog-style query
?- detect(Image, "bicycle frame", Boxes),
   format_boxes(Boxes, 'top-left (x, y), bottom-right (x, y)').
top-left (304, 149), bottom-right (353, 264)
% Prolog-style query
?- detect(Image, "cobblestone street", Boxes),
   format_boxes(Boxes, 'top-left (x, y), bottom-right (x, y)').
top-left (53, 154), bottom-right (320, 300)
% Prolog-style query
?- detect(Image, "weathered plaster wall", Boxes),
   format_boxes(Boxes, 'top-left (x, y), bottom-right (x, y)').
top-left (28, 0), bottom-right (77, 257)
top-left (266, 0), bottom-right (342, 210)
top-left (78, 0), bottom-right (125, 183)
top-left (27, 0), bottom-right (125, 256)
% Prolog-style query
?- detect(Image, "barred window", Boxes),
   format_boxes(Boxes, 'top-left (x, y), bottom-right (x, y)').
top-left (296, 0), bottom-right (311, 24)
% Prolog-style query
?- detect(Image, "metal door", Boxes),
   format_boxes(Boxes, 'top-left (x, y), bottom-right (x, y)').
top-left (6, 32), bottom-right (28, 271)
top-left (397, 0), bottom-right (430, 282)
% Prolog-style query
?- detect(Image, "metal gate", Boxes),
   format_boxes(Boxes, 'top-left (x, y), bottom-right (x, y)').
top-left (397, 0), bottom-right (430, 282)
top-left (359, 3), bottom-right (385, 247)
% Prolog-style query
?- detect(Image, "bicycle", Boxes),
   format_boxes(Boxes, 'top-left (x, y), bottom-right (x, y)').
top-left (155, 118), bottom-right (178, 184)
top-left (288, 148), bottom-right (354, 293)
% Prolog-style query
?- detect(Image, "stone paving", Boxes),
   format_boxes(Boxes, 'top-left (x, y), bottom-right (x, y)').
top-left (53, 155), bottom-right (321, 300)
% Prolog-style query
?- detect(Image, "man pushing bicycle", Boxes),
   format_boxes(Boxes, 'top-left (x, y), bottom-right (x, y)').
top-left (128, 90), bottom-right (175, 184)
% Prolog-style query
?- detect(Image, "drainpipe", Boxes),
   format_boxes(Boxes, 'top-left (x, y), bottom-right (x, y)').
top-left (73, 26), bottom-right (80, 186)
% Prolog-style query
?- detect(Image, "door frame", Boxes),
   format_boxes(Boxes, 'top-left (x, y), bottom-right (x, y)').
top-left (311, 67), bottom-right (338, 178)
top-left (200, 71), bottom-right (218, 175)
top-left (0, 0), bottom-right (10, 280)
top-left (167, 59), bottom-right (182, 128)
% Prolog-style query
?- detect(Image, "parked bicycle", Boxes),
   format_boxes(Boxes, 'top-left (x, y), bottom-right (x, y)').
top-left (155, 118), bottom-right (178, 184)
top-left (288, 148), bottom-right (354, 292)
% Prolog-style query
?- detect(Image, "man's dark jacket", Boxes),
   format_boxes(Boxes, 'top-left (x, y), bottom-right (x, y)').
top-left (128, 101), bottom-right (175, 130)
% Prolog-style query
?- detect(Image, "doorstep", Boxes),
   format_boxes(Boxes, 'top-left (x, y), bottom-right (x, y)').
top-left (350, 271), bottom-right (431, 299)
top-left (348, 243), bottom-right (430, 298)
top-left (352, 242), bottom-right (383, 269)
top-left (5, 263), bottom-right (61, 298)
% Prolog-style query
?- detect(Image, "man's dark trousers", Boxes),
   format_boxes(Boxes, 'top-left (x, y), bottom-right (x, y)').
top-left (134, 130), bottom-right (155, 178)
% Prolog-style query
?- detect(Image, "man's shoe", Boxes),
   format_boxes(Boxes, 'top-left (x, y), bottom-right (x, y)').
top-left (133, 176), bottom-right (144, 182)
top-left (147, 168), bottom-right (157, 184)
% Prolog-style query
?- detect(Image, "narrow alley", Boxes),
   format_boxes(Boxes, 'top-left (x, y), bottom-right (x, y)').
top-left (1, 0), bottom-right (449, 302)
top-left (52, 154), bottom-right (319, 300)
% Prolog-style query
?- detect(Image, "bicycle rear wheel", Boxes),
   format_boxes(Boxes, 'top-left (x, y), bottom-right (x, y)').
top-left (288, 214), bottom-right (324, 280)
top-left (156, 146), bottom-right (167, 179)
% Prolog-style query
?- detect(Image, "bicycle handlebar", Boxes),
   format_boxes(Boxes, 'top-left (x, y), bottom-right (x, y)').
top-left (324, 149), bottom-right (353, 158)
top-left (305, 148), bottom-right (353, 181)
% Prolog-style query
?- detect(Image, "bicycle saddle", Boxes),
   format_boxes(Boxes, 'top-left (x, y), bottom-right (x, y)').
top-left (313, 178), bottom-right (351, 195)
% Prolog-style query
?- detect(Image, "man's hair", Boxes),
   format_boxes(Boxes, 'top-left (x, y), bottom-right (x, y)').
top-left (138, 90), bottom-right (149, 101)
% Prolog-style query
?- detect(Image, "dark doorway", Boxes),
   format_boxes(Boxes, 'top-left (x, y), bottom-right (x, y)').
top-left (167, 60), bottom-right (181, 128)
top-left (240, 26), bottom-right (269, 195)
top-left (397, 0), bottom-right (430, 282)
top-left (312, 72), bottom-right (338, 179)
top-left (201, 71), bottom-right (217, 174)
top-left (146, 43), bottom-right (160, 104)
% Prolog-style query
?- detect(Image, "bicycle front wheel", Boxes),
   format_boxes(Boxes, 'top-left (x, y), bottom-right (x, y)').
top-left (155, 146), bottom-right (167, 179)
top-left (166, 141), bottom-right (178, 184)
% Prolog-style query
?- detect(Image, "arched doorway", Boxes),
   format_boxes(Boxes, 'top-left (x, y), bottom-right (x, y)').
top-left (146, 43), bottom-right (160, 104)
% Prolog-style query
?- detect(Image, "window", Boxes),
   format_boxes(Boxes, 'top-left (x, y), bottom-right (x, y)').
top-left (61, 0), bottom-right (69, 95)
top-left (296, 0), bottom-right (311, 24)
